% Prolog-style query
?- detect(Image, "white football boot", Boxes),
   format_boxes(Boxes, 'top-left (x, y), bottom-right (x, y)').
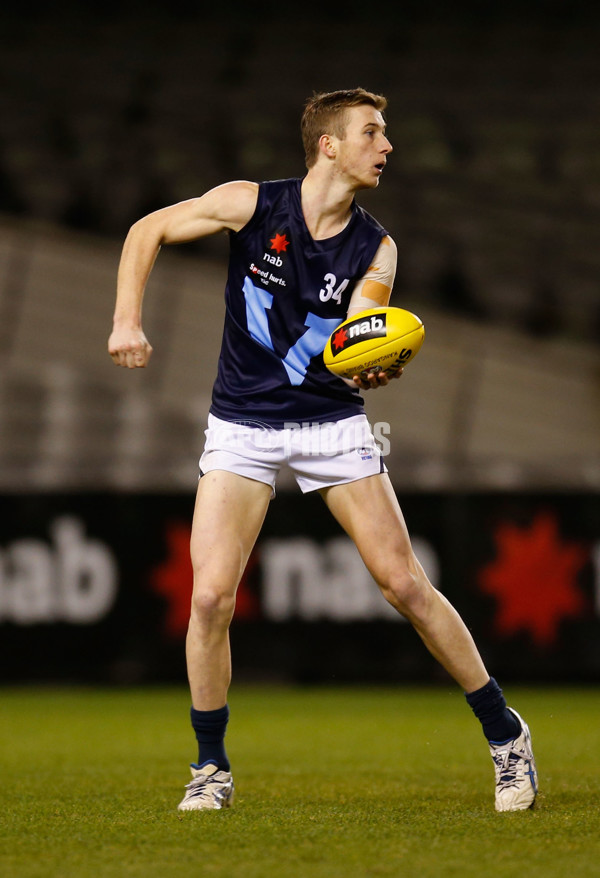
top-left (177, 762), bottom-right (234, 811)
top-left (489, 708), bottom-right (538, 812)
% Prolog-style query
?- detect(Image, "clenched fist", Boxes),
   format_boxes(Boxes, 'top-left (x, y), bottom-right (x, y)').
top-left (108, 326), bottom-right (153, 368)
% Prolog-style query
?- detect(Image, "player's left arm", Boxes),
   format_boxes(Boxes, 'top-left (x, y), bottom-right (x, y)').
top-left (346, 235), bottom-right (402, 390)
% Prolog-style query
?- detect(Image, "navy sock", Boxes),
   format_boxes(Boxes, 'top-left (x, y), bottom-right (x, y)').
top-left (190, 704), bottom-right (230, 771)
top-left (465, 677), bottom-right (521, 743)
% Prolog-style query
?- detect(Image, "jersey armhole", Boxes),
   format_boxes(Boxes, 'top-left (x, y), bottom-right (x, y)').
top-left (230, 181), bottom-right (266, 239)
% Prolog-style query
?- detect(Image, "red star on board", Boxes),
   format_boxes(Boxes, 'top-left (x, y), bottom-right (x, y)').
top-left (235, 549), bottom-right (261, 620)
top-left (270, 232), bottom-right (289, 253)
top-left (149, 522), bottom-right (193, 639)
top-left (332, 327), bottom-right (348, 350)
top-left (149, 522), bottom-right (261, 639)
top-left (477, 511), bottom-right (588, 647)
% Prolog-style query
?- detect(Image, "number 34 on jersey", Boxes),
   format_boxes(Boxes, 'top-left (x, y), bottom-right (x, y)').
top-left (319, 273), bottom-right (349, 304)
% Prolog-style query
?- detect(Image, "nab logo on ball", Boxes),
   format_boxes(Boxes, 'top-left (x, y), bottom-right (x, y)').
top-left (332, 314), bottom-right (387, 353)
top-left (323, 307), bottom-right (425, 379)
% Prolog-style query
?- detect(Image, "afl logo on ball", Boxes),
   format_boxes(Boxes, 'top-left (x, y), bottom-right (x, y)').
top-left (331, 313), bottom-right (387, 353)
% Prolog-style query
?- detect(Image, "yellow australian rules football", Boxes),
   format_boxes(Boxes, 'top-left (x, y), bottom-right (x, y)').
top-left (323, 307), bottom-right (425, 379)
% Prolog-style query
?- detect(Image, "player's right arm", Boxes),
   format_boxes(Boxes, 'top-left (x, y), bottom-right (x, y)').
top-left (346, 235), bottom-right (402, 390)
top-left (108, 180), bottom-right (259, 368)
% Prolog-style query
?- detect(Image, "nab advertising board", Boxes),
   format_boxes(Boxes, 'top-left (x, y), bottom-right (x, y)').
top-left (0, 492), bottom-right (598, 684)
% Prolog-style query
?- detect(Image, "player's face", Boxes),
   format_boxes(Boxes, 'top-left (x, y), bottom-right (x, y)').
top-left (334, 104), bottom-right (392, 189)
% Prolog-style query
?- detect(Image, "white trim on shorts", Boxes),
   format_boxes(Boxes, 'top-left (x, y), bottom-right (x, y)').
top-left (199, 413), bottom-right (387, 494)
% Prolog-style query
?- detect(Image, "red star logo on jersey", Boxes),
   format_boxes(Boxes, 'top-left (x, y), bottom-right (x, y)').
top-left (270, 232), bottom-right (289, 254)
top-left (332, 327), bottom-right (349, 350)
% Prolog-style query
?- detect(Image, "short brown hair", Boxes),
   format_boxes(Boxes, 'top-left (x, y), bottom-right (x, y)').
top-left (301, 88), bottom-right (388, 168)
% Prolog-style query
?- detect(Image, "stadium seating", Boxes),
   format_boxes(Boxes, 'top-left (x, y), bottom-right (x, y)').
top-left (0, 215), bottom-right (597, 490)
top-left (1, 5), bottom-right (599, 489)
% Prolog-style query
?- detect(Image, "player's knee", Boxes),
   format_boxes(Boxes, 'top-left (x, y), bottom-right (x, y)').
top-left (190, 584), bottom-right (236, 627)
top-left (380, 563), bottom-right (430, 619)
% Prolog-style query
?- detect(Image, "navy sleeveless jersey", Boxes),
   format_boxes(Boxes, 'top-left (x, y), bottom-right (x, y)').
top-left (210, 178), bottom-right (387, 427)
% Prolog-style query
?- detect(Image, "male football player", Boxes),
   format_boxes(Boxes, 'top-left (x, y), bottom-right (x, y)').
top-left (109, 89), bottom-right (537, 813)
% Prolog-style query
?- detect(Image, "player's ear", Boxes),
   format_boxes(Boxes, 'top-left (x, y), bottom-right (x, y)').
top-left (318, 134), bottom-right (337, 160)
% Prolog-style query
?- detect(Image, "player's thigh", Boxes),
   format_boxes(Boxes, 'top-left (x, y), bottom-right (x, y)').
top-left (320, 473), bottom-right (416, 583)
top-left (191, 469), bottom-right (272, 588)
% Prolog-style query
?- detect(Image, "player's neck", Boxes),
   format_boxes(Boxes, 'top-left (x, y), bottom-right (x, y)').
top-left (300, 172), bottom-right (355, 241)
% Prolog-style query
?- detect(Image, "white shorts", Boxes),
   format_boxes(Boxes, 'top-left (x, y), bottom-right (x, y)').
top-left (199, 413), bottom-right (387, 494)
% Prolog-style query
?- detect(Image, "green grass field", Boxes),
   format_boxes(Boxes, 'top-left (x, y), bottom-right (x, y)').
top-left (1, 686), bottom-right (598, 878)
